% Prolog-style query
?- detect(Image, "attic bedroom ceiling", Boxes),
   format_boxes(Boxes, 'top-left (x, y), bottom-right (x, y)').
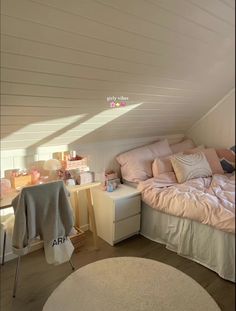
top-left (0, 0), bottom-right (235, 150)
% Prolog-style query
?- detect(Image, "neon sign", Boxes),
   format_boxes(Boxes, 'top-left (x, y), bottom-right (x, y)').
top-left (107, 96), bottom-right (129, 108)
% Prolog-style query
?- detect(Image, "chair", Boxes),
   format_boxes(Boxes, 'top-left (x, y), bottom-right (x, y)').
top-left (11, 180), bottom-right (75, 297)
top-left (1, 211), bottom-right (15, 265)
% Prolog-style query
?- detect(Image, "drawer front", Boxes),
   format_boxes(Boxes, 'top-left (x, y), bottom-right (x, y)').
top-left (114, 214), bottom-right (140, 242)
top-left (114, 195), bottom-right (141, 221)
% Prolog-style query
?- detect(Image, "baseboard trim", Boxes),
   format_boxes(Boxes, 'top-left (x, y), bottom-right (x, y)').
top-left (0, 252), bottom-right (17, 263)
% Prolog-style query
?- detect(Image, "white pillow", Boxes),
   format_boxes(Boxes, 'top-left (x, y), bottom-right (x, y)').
top-left (170, 152), bottom-right (212, 183)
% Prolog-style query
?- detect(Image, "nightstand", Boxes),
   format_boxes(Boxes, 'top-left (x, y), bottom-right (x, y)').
top-left (91, 184), bottom-right (141, 246)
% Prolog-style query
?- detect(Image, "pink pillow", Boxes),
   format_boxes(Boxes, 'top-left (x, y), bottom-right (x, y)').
top-left (152, 157), bottom-right (173, 177)
top-left (185, 148), bottom-right (224, 175)
top-left (216, 149), bottom-right (235, 163)
top-left (116, 139), bottom-right (172, 182)
top-left (170, 139), bottom-right (195, 154)
top-left (216, 147), bottom-right (235, 173)
top-left (152, 151), bottom-right (184, 178)
top-left (185, 145), bottom-right (205, 153)
top-left (154, 172), bottom-right (177, 183)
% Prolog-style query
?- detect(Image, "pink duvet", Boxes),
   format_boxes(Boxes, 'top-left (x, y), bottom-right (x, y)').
top-left (137, 174), bottom-right (235, 233)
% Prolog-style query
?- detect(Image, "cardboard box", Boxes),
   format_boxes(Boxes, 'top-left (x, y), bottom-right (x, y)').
top-left (69, 227), bottom-right (86, 252)
top-left (53, 151), bottom-right (70, 161)
top-left (61, 157), bottom-right (88, 170)
top-left (76, 171), bottom-right (95, 185)
top-left (11, 175), bottom-right (32, 189)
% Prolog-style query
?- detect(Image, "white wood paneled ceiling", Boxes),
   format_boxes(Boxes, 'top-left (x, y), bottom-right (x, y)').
top-left (0, 0), bottom-right (235, 150)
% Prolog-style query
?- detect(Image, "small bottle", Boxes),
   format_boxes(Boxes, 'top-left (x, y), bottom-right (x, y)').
top-left (107, 183), bottom-right (113, 192)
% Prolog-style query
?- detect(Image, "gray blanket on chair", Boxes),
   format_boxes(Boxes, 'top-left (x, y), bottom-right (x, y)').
top-left (12, 180), bottom-right (74, 265)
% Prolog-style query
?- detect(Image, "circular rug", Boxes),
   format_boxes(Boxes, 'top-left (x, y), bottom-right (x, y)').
top-left (43, 257), bottom-right (220, 311)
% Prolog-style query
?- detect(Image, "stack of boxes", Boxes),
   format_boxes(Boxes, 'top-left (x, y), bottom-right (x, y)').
top-left (53, 151), bottom-right (94, 185)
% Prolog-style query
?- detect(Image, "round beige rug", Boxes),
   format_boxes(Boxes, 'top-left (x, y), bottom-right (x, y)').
top-left (43, 257), bottom-right (220, 311)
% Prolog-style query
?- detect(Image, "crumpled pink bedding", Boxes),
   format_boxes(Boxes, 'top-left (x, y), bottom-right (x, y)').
top-left (137, 174), bottom-right (235, 233)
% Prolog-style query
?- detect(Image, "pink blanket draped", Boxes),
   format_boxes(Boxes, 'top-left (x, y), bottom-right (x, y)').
top-left (137, 174), bottom-right (235, 233)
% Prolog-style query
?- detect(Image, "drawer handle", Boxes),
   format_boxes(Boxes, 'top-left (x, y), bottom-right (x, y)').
top-left (113, 212), bottom-right (141, 223)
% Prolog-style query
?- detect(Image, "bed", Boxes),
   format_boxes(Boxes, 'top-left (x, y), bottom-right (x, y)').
top-left (116, 138), bottom-right (235, 282)
top-left (138, 175), bottom-right (235, 282)
top-left (141, 202), bottom-right (235, 282)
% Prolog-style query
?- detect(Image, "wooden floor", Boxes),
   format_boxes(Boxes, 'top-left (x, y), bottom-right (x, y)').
top-left (0, 232), bottom-right (235, 311)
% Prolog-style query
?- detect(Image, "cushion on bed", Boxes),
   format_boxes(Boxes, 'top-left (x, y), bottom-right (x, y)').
top-left (170, 138), bottom-right (195, 154)
top-left (152, 152), bottom-right (185, 178)
top-left (154, 172), bottom-right (177, 183)
top-left (185, 148), bottom-right (224, 175)
top-left (171, 152), bottom-right (212, 183)
top-left (116, 139), bottom-right (173, 182)
top-left (216, 146), bottom-right (235, 173)
top-left (152, 158), bottom-right (177, 182)
top-left (152, 157), bottom-right (173, 177)
top-left (184, 145), bottom-right (205, 153)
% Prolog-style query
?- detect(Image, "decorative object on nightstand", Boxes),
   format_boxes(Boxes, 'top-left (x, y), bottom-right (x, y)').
top-left (91, 184), bottom-right (141, 246)
top-left (105, 170), bottom-right (118, 181)
top-left (103, 169), bottom-right (120, 191)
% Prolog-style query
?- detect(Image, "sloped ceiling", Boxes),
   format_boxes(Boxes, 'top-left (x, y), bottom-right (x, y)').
top-left (0, 0), bottom-right (235, 150)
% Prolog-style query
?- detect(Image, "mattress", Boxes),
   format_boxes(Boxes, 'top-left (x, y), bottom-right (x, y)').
top-left (141, 202), bottom-right (235, 282)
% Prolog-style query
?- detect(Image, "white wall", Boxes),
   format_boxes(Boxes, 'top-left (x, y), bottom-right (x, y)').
top-left (0, 133), bottom-right (183, 262)
top-left (0, 134), bottom-right (183, 180)
top-left (1, 134), bottom-right (184, 220)
top-left (186, 89), bottom-right (235, 148)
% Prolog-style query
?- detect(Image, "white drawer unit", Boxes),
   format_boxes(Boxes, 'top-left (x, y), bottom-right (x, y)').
top-left (91, 184), bottom-right (141, 246)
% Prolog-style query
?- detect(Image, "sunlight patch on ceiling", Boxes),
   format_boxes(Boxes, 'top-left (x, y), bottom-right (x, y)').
top-left (1, 104), bottom-right (142, 149)
top-left (41, 103), bottom-right (143, 145)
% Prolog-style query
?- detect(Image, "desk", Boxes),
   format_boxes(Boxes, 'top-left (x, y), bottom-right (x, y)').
top-left (0, 191), bottom-right (18, 210)
top-left (68, 182), bottom-right (101, 249)
top-left (0, 182), bottom-right (101, 249)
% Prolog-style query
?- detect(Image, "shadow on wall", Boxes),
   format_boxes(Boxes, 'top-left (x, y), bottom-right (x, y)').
top-left (24, 111), bottom-right (98, 155)
top-left (23, 103), bottom-right (143, 155)
top-left (1, 103), bottom-right (141, 171)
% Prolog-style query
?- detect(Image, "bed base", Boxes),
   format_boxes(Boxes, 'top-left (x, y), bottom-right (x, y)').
top-left (141, 202), bottom-right (235, 282)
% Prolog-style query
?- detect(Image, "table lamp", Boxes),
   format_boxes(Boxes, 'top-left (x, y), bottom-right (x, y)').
top-left (43, 159), bottom-right (62, 181)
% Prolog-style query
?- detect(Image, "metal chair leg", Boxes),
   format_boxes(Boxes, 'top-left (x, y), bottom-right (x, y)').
top-left (12, 254), bottom-right (74, 298)
top-left (2, 231), bottom-right (6, 265)
top-left (13, 256), bottom-right (21, 298)
top-left (69, 259), bottom-right (75, 271)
